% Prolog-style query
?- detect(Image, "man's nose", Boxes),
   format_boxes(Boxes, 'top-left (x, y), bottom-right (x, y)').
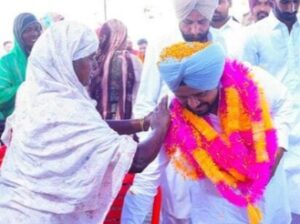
top-left (190, 23), bottom-right (201, 35)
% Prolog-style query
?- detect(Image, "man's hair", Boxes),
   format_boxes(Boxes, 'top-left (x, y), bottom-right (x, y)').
top-left (137, 38), bottom-right (148, 45)
top-left (3, 40), bottom-right (12, 47)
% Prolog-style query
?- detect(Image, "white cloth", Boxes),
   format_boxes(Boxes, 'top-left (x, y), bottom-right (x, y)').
top-left (210, 17), bottom-right (245, 59)
top-left (122, 57), bottom-right (293, 223)
top-left (173, 0), bottom-right (218, 21)
top-left (0, 21), bottom-right (137, 224)
top-left (242, 12), bottom-right (300, 214)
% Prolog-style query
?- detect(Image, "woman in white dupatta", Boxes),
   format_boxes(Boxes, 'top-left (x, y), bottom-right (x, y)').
top-left (0, 21), bottom-right (169, 224)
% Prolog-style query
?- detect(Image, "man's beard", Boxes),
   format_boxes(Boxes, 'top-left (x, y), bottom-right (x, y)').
top-left (212, 12), bottom-right (227, 23)
top-left (275, 7), bottom-right (297, 22)
top-left (181, 31), bottom-right (209, 42)
top-left (256, 11), bottom-right (269, 21)
top-left (187, 99), bottom-right (218, 116)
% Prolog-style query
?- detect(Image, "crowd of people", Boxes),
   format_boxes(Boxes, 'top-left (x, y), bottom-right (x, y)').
top-left (0, 0), bottom-right (299, 224)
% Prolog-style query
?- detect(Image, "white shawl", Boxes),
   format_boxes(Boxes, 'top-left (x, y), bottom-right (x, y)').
top-left (0, 21), bottom-right (137, 219)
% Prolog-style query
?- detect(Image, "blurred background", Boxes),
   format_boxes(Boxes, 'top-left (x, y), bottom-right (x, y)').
top-left (0, 0), bottom-right (249, 56)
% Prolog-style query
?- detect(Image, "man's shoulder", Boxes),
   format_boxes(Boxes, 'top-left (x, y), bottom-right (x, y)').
top-left (243, 17), bottom-right (275, 46)
top-left (248, 16), bottom-right (276, 34)
top-left (250, 65), bottom-right (285, 91)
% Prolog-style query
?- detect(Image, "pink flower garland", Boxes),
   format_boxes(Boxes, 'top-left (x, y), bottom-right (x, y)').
top-left (164, 60), bottom-right (277, 208)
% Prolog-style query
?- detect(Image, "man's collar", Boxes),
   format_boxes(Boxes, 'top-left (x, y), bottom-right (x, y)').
top-left (211, 17), bottom-right (239, 31)
top-left (267, 11), bottom-right (300, 30)
top-left (266, 12), bottom-right (282, 30)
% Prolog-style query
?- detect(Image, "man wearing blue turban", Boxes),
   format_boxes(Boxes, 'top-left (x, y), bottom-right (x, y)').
top-left (159, 43), bottom-right (225, 94)
top-left (149, 41), bottom-right (292, 223)
top-left (122, 20), bottom-right (293, 220)
top-left (121, 0), bottom-right (226, 223)
top-left (158, 42), bottom-right (226, 118)
top-left (155, 39), bottom-right (293, 223)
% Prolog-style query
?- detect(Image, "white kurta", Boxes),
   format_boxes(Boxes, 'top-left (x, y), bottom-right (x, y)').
top-left (210, 17), bottom-right (245, 60)
top-left (242, 13), bottom-right (300, 215)
top-left (0, 22), bottom-right (137, 224)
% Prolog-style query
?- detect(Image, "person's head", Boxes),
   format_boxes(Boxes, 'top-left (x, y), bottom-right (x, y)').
top-left (158, 42), bottom-right (226, 116)
top-left (126, 39), bottom-right (135, 52)
top-left (28, 21), bottom-right (98, 88)
top-left (73, 53), bottom-right (97, 86)
top-left (173, 0), bottom-right (218, 42)
top-left (40, 12), bottom-right (65, 29)
top-left (3, 40), bottom-right (13, 53)
top-left (174, 84), bottom-right (219, 116)
top-left (137, 38), bottom-right (148, 54)
top-left (272, 0), bottom-right (299, 23)
top-left (13, 13), bottom-right (42, 55)
top-left (249, 0), bottom-right (272, 22)
top-left (98, 19), bottom-right (128, 54)
top-left (212, 0), bottom-right (232, 26)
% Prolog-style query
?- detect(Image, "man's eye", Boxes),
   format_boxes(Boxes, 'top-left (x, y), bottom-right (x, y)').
top-left (183, 20), bottom-right (193, 25)
top-left (177, 96), bottom-right (187, 101)
top-left (196, 92), bottom-right (207, 97)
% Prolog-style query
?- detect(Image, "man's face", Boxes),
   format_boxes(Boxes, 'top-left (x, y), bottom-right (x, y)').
top-left (212, 0), bottom-right (231, 23)
top-left (179, 10), bottom-right (210, 42)
top-left (138, 43), bottom-right (147, 53)
top-left (252, 0), bottom-right (272, 21)
top-left (21, 22), bottom-right (42, 50)
top-left (174, 85), bottom-right (219, 116)
top-left (273, 0), bottom-right (300, 22)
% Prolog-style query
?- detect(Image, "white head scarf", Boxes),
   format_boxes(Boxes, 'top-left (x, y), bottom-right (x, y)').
top-left (173, 0), bottom-right (218, 21)
top-left (1, 21), bottom-right (137, 219)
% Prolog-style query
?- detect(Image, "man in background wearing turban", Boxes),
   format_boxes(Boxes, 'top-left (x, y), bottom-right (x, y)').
top-left (121, 0), bottom-right (227, 223)
top-left (152, 41), bottom-right (292, 224)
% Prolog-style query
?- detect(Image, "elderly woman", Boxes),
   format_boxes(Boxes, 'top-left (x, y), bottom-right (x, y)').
top-left (0, 21), bottom-right (170, 224)
top-left (0, 13), bottom-right (42, 136)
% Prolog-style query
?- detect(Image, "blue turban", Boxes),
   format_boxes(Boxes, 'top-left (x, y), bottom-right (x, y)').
top-left (158, 43), bottom-right (226, 92)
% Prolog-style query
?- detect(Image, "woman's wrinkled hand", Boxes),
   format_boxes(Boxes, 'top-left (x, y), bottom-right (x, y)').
top-left (150, 96), bottom-right (170, 132)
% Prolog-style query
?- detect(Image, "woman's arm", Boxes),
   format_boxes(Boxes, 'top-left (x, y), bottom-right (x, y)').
top-left (106, 117), bottom-right (150, 135)
top-left (129, 128), bottom-right (167, 173)
top-left (129, 96), bottom-right (170, 173)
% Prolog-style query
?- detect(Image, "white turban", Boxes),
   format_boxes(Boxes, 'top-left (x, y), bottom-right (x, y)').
top-left (173, 0), bottom-right (218, 21)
